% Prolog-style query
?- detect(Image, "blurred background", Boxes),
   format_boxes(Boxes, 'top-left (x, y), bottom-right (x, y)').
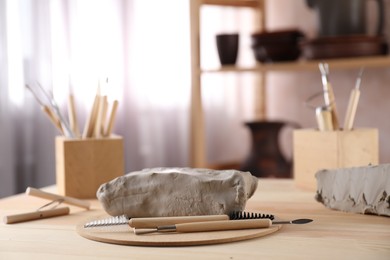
top-left (1, 0), bottom-right (389, 198)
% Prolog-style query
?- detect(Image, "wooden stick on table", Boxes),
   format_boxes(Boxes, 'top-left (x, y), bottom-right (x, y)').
top-left (25, 187), bottom-right (91, 209)
top-left (3, 207), bottom-right (70, 224)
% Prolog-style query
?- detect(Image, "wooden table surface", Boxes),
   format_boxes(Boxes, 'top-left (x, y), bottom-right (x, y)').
top-left (0, 179), bottom-right (389, 259)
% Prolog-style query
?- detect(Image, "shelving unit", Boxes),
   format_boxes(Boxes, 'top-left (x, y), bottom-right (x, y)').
top-left (202, 56), bottom-right (390, 73)
top-left (189, 0), bottom-right (390, 167)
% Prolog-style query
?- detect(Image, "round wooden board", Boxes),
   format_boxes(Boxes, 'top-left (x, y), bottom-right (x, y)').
top-left (76, 215), bottom-right (281, 247)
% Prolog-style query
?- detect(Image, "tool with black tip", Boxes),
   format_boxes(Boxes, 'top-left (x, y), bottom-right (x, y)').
top-left (134, 218), bottom-right (313, 235)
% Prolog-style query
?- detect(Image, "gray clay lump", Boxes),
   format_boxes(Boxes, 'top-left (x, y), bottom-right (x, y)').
top-left (97, 167), bottom-right (258, 217)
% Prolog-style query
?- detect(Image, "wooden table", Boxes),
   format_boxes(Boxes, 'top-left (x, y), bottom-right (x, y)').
top-left (1, 179), bottom-right (389, 259)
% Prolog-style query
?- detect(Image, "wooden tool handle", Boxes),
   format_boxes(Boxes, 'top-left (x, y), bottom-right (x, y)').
top-left (175, 219), bottom-right (272, 233)
top-left (42, 106), bottom-right (64, 134)
top-left (316, 106), bottom-right (333, 131)
top-left (343, 89), bottom-right (360, 131)
top-left (129, 215), bottom-right (229, 228)
top-left (26, 187), bottom-right (91, 209)
top-left (82, 91), bottom-right (100, 138)
top-left (68, 94), bottom-right (81, 138)
top-left (4, 207), bottom-right (70, 224)
top-left (104, 100), bottom-right (119, 137)
top-left (325, 84), bottom-right (340, 130)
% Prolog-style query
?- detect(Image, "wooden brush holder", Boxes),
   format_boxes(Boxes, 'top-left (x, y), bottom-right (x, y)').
top-left (55, 136), bottom-right (124, 199)
top-left (293, 128), bottom-right (379, 191)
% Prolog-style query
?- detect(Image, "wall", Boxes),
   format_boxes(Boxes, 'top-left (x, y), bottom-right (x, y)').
top-left (265, 0), bottom-right (390, 163)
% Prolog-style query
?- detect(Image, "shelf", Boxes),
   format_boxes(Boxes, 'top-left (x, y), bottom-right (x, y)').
top-left (202, 56), bottom-right (390, 73)
top-left (202, 0), bottom-right (260, 8)
top-left (190, 0), bottom-right (390, 168)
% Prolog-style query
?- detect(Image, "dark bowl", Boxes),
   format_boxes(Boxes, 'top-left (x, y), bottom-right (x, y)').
top-left (302, 35), bottom-right (387, 59)
top-left (252, 44), bottom-right (301, 63)
top-left (251, 29), bottom-right (305, 46)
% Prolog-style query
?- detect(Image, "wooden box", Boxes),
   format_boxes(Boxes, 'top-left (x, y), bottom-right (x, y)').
top-left (55, 136), bottom-right (124, 199)
top-left (293, 128), bottom-right (379, 191)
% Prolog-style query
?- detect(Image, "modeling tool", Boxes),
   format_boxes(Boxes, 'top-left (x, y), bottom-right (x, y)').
top-left (343, 68), bottom-right (364, 131)
top-left (319, 63), bottom-right (339, 130)
top-left (25, 84), bottom-right (64, 134)
top-left (4, 206), bottom-right (70, 224)
top-left (134, 218), bottom-right (313, 235)
top-left (37, 83), bottom-right (75, 138)
top-left (104, 100), bottom-right (119, 137)
top-left (94, 95), bottom-right (105, 138)
top-left (68, 94), bottom-right (81, 137)
top-left (315, 106), bottom-right (333, 131)
top-left (82, 86), bottom-right (101, 138)
top-left (26, 187), bottom-right (91, 209)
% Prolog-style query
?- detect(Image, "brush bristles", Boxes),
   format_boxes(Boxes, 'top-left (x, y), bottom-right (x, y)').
top-left (229, 211), bottom-right (274, 220)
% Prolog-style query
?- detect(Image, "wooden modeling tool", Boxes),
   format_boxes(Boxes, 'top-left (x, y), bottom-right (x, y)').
top-left (316, 106), bottom-right (333, 131)
top-left (100, 96), bottom-right (108, 136)
top-left (344, 68), bottom-right (364, 131)
top-left (42, 105), bottom-right (65, 134)
top-left (319, 63), bottom-right (339, 130)
top-left (25, 84), bottom-right (64, 134)
top-left (36, 83), bottom-right (75, 138)
top-left (82, 86), bottom-right (101, 138)
top-left (94, 95), bottom-right (108, 138)
top-left (3, 188), bottom-right (91, 224)
top-left (26, 187), bottom-right (91, 209)
top-left (68, 94), bottom-right (81, 137)
top-left (134, 218), bottom-right (313, 235)
top-left (3, 203), bottom-right (70, 224)
top-left (104, 100), bottom-right (119, 137)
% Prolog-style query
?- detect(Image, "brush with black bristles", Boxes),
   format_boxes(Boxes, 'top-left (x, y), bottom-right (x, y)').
top-left (83, 211), bottom-right (274, 229)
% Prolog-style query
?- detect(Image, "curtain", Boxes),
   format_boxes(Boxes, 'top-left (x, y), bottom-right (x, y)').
top-left (0, 0), bottom-right (194, 197)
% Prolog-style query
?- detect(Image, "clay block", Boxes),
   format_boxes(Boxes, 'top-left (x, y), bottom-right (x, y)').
top-left (96, 167), bottom-right (258, 217)
top-left (315, 164), bottom-right (390, 216)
